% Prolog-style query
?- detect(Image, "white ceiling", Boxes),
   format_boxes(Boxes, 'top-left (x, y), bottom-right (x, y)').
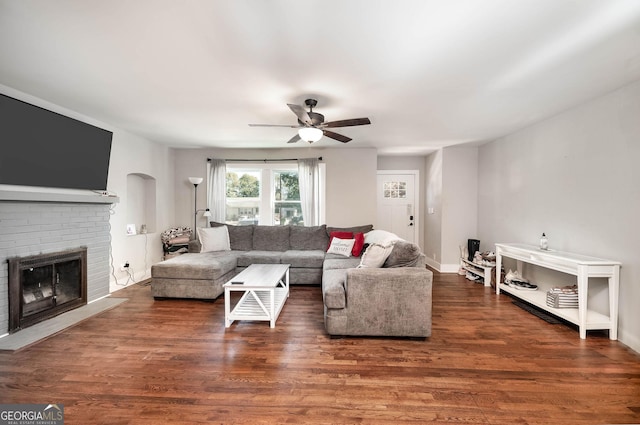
top-left (1, 0), bottom-right (640, 155)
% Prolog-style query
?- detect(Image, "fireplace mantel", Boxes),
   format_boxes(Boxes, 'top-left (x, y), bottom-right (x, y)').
top-left (0, 189), bottom-right (119, 204)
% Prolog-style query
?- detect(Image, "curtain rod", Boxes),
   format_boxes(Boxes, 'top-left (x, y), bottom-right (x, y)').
top-left (208, 157), bottom-right (322, 163)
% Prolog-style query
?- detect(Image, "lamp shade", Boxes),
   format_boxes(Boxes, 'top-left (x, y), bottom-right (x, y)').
top-left (188, 177), bottom-right (203, 185)
top-left (298, 127), bottom-right (323, 143)
top-left (203, 209), bottom-right (212, 217)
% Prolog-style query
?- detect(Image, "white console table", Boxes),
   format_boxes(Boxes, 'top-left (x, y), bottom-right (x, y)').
top-left (495, 243), bottom-right (621, 340)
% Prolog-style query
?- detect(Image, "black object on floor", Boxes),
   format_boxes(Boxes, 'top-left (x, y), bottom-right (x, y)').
top-left (467, 239), bottom-right (480, 261)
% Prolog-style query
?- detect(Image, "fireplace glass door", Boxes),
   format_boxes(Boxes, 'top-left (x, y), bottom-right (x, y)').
top-left (8, 247), bottom-right (87, 333)
top-left (21, 259), bottom-right (81, 318)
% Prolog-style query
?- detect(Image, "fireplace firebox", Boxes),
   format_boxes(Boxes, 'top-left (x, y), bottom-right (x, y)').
top-left (8, 247), bottom-right (87, 333)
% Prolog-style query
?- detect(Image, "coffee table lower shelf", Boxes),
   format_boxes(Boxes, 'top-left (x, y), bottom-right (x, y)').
top-left (225, 287), bottom-right (288, 328)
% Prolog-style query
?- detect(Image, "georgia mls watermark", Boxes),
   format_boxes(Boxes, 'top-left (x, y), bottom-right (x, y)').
top-left (0, 404), bottom-right (63, 425)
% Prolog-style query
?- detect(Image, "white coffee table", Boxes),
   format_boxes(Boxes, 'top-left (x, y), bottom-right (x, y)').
top-left (224, 264), bottom-right (290, 328)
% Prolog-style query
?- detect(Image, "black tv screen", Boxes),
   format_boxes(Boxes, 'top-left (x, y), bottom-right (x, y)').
top-left (0, 93), bottom-right (113, 191)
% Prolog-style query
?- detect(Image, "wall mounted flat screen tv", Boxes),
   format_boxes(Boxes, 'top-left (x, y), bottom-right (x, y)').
top-left (0, 93), bottom-right (113, 191)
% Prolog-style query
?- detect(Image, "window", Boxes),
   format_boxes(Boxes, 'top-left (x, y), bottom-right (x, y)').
top-left (383, 181), bottom-right (407, 199)
top-left (225, 169), bottom-right (260, 225)
top-left (273, 170), bottom-right (302, 225)
top-left (224, 163), bottom-right (324, 226)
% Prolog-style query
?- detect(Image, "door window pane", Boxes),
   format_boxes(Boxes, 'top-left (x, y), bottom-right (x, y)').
top-left (383, 181), bottom-right (407, 199)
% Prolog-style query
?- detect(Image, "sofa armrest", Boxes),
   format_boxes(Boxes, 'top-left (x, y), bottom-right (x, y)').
top-left (344, 267), bottom-right (433, 337)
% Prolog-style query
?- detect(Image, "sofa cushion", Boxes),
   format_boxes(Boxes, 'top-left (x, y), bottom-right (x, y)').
top-left (322, 257), bottom-right (362, 270)
top-left (151, 251), bottom-right (238, 280)
top-left (281, 250), bottom-right (325, 268)
top-left (383, 240), bottom-right (423, 268)
top-left (290, 225), bottom-right (329, 250)
top-left (210, 221), bottom-right (254, 251)
top-left (237, 251), bottom-right (282, 267)
top-left (326, 224), bottom-right (373, 237)
top-left (253, 225), bottom-right (290, 251)
top-left (322, 269), bottom-right (347, 309)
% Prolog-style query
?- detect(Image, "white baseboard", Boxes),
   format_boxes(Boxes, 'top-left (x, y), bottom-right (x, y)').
top-left (440, 263), bottom-right (461, 273)
top-left (618, 329), bottom-right (640, 355)
top-left (109, 268), bottom-right (151, 293)
top-left (425, 257), bottom-right (460, 273)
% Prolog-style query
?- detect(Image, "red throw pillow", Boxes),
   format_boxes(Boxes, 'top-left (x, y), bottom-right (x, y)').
top-left (328, 231), bottom-right (353, 251)
top-left (352, 232), bottom-right (365, 256)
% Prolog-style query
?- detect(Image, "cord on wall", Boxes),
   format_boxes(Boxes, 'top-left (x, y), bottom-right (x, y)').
top-left (108, 202), bottom-right (132, 287)
top-left (108, 203), bottom-right (126, 287)
top-left (124, 267), bottom-right (136, 285)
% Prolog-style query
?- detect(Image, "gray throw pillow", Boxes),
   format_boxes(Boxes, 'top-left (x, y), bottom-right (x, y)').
top-left (383, 240), bottom-right (422, 268)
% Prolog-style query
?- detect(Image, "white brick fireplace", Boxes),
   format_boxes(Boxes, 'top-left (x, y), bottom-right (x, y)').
top-left (0, 190), bottom-right (115, 335)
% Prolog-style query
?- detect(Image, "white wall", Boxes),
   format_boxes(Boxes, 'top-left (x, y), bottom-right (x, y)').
top-left (0, 84), bottom-right (175, 293)
top-left (478, 79), bottom-right (640, 353)
top-left (324, 148), bottom-right (377, 227)
top-left (424, 146), bottom-right (479, 271)
top-left (442, 146), bottom-right (478, 267)
top-left (173, 147), bottom-right (378, 229)
top-left (107, 132), bottom-right (174, 291)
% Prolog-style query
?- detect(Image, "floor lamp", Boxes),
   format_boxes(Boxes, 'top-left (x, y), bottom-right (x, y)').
top-left (188, 177), bottom-right (205, 239)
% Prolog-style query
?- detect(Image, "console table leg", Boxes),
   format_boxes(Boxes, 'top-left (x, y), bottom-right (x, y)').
top-left (609, 267), bottom-right (620, 340)
top-left (495, 253), bottom-right (502, 295)
top-left (577, 266), bottom-right (588, 339)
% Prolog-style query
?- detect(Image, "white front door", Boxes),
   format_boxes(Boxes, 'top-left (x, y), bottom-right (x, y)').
top-left (376, 171), bottom-right (418, 243)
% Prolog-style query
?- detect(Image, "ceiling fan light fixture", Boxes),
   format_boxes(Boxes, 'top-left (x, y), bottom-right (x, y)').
top-left (298, 127), bottom-right (323, 143)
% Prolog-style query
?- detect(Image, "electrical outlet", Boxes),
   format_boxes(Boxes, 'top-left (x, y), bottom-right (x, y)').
top-left (120, 262), bottom-right (130, 272)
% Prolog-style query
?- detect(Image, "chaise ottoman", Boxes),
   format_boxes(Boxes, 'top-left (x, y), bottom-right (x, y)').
top-left (150, 251), bottom-right (241, 300)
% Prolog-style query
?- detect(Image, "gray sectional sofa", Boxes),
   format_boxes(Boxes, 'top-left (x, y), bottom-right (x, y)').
top-left (150, 224), bottom-right (433, 337)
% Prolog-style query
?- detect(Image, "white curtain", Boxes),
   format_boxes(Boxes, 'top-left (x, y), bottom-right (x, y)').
top-left (207, 159), bottom-right (226, 223)
top-left (298, 158), bottom-right (320, 226)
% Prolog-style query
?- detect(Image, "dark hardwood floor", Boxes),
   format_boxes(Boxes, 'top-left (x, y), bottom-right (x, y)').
top-left (1, 271), bottom-right (639, 424)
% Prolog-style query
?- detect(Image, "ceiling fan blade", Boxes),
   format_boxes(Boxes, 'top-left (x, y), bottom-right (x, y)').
top-left (287, 133), bottom-right (301, 144)
top-left (323, 130), bottom-right (352, 143)
top-left (249, 123), bottom-right (301, 128)
top-left (323, 118), bottom-right (371, 128)
top-left (287, 103), bottom-right (313, 126)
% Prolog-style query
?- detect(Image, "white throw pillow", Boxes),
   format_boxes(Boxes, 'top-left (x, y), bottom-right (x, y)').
top-left (197, 226), bottom-right (231, 252)
top-left (327, 237), bottom-right (356, 257)
top-left (364, 229), bottom-right (401, 246)
top-left (358, 242), bottom-right (396, 268)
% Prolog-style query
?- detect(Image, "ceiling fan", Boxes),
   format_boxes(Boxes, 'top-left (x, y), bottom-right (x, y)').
top-left (249, 98), bottom-right (371, 144)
